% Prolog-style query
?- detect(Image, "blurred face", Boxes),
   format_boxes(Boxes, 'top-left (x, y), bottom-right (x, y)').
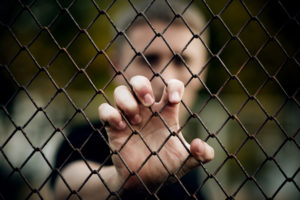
top-left (118, 20), bottom-right (207, 110)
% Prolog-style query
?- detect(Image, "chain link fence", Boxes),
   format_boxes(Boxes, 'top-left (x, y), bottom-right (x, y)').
top-left (0, 0), bottom-right (299, 199)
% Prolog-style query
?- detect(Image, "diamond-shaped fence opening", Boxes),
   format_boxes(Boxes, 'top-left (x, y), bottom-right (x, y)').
top-left (28, 30), bottom-right (59, 67)
top-left (48, 10), bottom-right (79, 48)
top-left (0, 0), bottom-right (299, 200)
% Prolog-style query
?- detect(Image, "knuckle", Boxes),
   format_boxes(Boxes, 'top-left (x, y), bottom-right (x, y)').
top-left (122, 102), bottom-right (138, 114)
top-left (114, 85), bottom-right (128, 95)
top-left (130, 76), bottom-right (149, 89)
top-left (98, 104), bottom-right (111, 118)
top-left (130, 75), bottom-right (147, 84)
top-left (98, 103), bottom-right (109, 113)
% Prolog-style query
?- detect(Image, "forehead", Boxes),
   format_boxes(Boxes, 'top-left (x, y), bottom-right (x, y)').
top-left (127, 21), bottom-right (196, 54)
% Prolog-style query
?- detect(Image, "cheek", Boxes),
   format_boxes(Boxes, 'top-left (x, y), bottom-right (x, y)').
top-left (182, 85), bottom-right (198, 108)
top-left (181, 69), bottom-right (193, 82)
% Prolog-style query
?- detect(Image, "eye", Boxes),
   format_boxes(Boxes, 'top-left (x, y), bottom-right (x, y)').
top-left (145, 54), bottom-right (159, 66)
top-left (136, 56), bottom-right (147, 66)
top-left (173, 55), bottom-right (184, 67)
top-left (136, 53), bottom-right (160, 68)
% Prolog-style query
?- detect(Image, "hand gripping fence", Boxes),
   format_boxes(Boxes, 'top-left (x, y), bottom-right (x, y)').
top-left (0, 0), bottom-right (299, 199)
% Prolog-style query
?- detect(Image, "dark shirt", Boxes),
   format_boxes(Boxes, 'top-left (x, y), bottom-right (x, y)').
top-left (52, 122), bottom-right (205, 199)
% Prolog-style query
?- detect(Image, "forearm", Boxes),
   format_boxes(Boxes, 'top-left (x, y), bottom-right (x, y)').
top-left (54, 161), bottom-right (120, 200)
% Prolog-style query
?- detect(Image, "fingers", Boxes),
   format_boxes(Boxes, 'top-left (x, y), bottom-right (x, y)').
top-left (100, 76), bottom-right (184, 130)
top-left (98, 103), bottom-right (126, 130)
top-left (114, 85), bottom-right (142, 125)
top-left (155, 79), bottom-right (184, 121)
top-left (159, 79), bottom-right (184, 105)
top-left (178, 139), bottom-right (214, 178)
top-left (113, 76), bottom-right (155, 125)
top-left (100, 76), bottom-right (155, 130)
top-left (130, 75), bottom-right (155, 107)
top-left (190, 138), bottom-right (214, 164)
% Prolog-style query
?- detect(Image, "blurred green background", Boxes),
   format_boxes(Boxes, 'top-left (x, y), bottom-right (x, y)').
top-left (0, 0), bottom-right (299, 199)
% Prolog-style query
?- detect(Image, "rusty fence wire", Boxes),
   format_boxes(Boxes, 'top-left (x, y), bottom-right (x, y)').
top-left (0, 0), bottom-right (299, 199)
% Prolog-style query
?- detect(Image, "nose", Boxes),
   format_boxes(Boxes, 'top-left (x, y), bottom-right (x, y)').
top-left (161, 63), bottom-right (181, 82)
top-left (162, 70), bottom-right (176, 82)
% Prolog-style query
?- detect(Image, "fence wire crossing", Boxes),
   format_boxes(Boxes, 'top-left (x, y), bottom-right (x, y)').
top-left (0, 0), bottom-right (299, 199)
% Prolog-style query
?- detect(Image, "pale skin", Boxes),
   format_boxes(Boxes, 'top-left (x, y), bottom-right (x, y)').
top-left (55, 21), bottom-right (214, 199)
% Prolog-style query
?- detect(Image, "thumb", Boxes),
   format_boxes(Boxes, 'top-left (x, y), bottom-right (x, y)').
top-left (190, 138), bottom-right (214, 164)
top-left (176, 139), bottom-right (214, 178)
top-left (180, 139), bottom-right (214, 176)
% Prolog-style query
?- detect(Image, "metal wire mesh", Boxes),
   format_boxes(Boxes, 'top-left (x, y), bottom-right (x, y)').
top-left (0, 0), bottom-right (299, 199)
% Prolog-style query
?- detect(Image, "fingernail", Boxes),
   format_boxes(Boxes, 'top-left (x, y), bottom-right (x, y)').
top-left (132, 114), bottom-right (142, 124)
top-left (207, 144), bottom-right (215, 159)
top-left (170, 92), bottom-right (180, 103)
top-left (196, 140), bottom-right (205, 156)
top-left (118, 120), bottom-right (126, 130)
top-left (144, 93), bottom-right (154, 106)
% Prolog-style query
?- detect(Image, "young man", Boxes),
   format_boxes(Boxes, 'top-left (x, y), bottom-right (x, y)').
top-left (54, 1), bottom-right (214, 199)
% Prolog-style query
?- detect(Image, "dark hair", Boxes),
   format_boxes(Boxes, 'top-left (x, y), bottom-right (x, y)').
top-left (112, 0), bottom-right (209, 59)
top-left (116, 0), bottom-right (207, 35)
